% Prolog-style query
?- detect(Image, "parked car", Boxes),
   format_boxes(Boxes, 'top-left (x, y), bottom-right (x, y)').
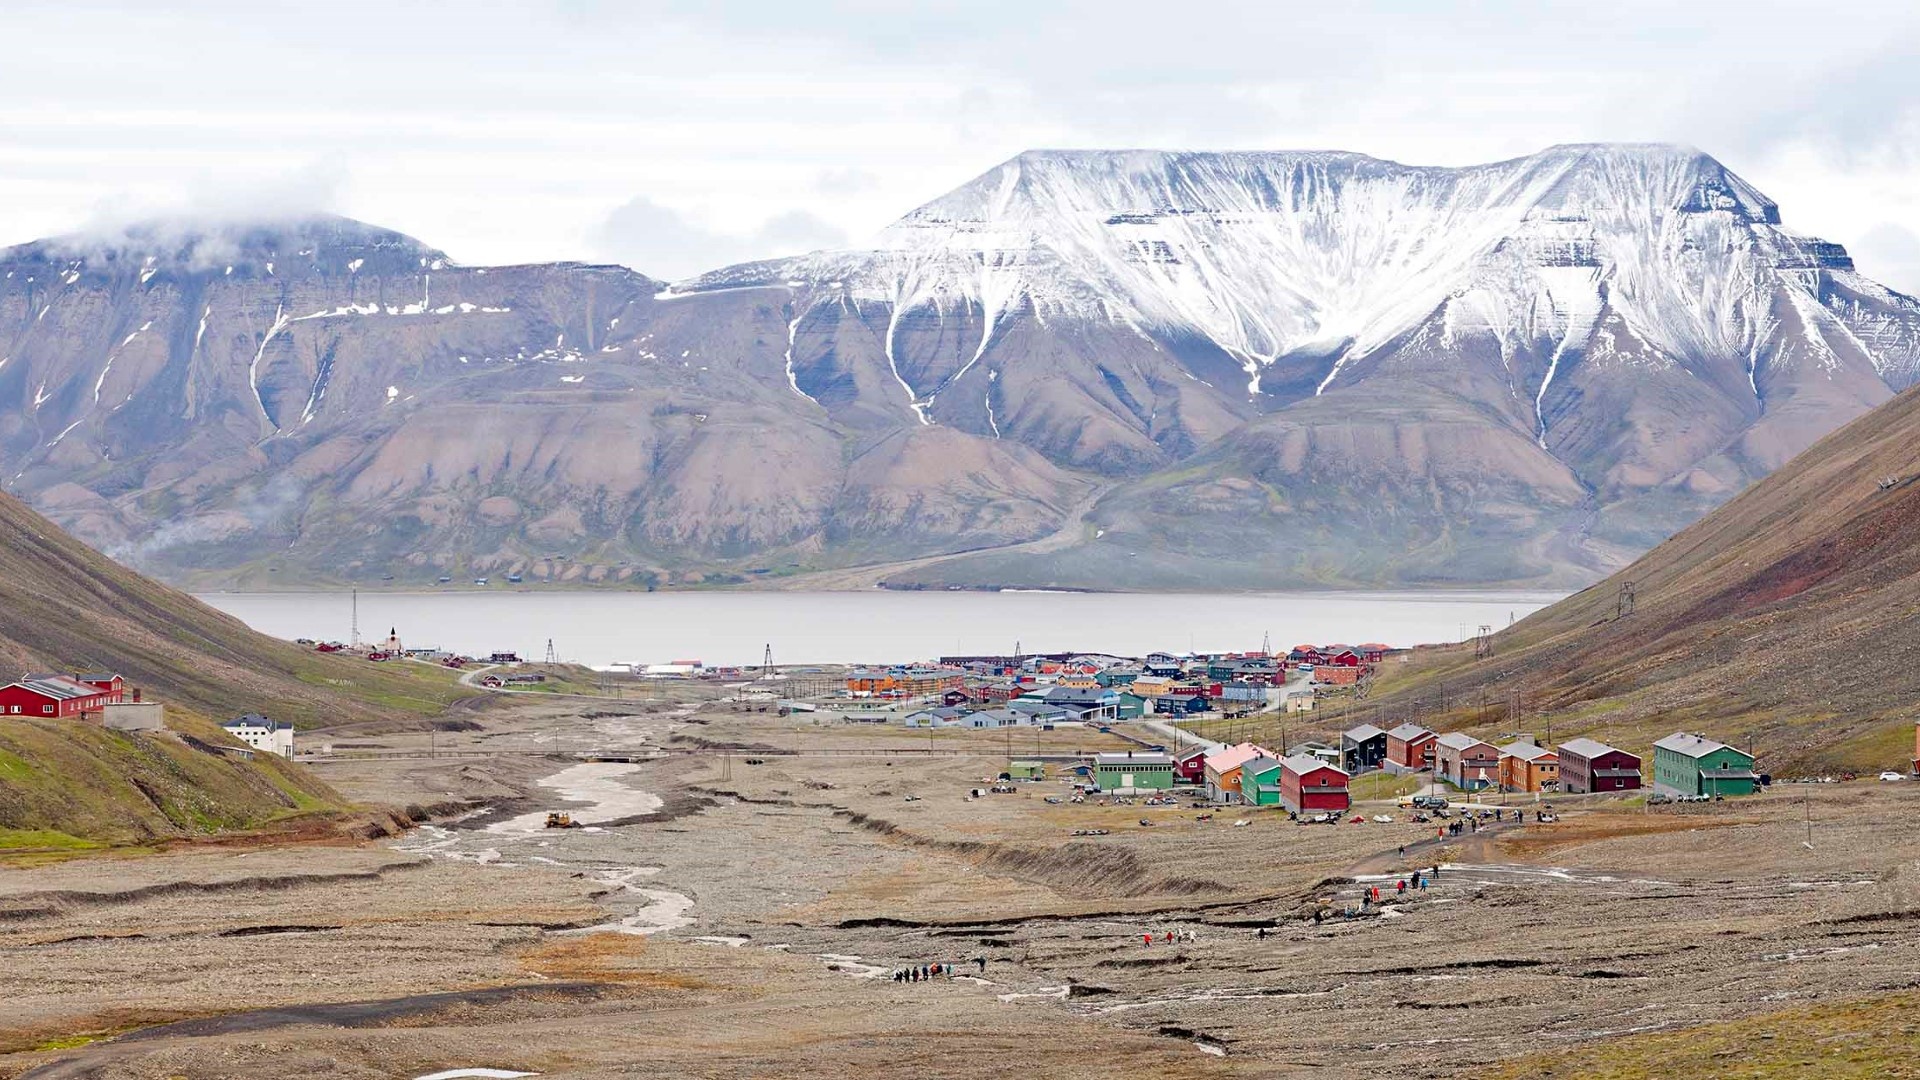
top-left (1880, 771), bottom-right (1908, 782)
top-left (1411, 795), bottom-right (1450, 810)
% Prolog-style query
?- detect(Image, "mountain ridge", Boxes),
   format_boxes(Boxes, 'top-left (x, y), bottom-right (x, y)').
top-left (3, 143), bottom-right (1918, 590)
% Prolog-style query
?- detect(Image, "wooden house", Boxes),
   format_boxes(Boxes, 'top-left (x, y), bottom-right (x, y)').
top-left (1279, 755), bottom-right (1351, 814)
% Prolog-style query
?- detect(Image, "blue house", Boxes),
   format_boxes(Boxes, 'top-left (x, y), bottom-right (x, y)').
top-left (1154, 693), bottom-right (1211, 716)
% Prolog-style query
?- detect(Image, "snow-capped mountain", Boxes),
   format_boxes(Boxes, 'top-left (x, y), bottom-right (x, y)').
top-left (2, 145), bottom-right (1918, 590)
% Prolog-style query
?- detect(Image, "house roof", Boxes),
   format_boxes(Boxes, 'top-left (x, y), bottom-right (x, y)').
top-left (1557, 737), bottom-right (1626, 760)
top-left (1343, 723), bottom-right (1387, 743)
top-left (1500, 742), bottom-right (1557, 762)
top-left (1240, 755), bottom-right (1284, 777)
top-left (75, 672), bottom-right (122, 683)
top-left (1281, 753), bottom-right (1350, 778)
top-left (1654, 732), bottom-right (1741, 759)
top-left (10, 675), bottom-right (104, 701)
top-left (1043, 686), bottom-right (1116, 705)
top-left (224, 713), bottom-right (290, 731)
top-left (1435, 732), bottom-right (1492, 751)
top-left (1095, 751), bottom-right (1174, 767)
top-left (1386, 723), bottom-right (1433, 742)
top-left (1204, 742), bottom-right (1272, 774)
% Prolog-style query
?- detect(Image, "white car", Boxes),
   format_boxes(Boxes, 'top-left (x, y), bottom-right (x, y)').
top-left (1879, 771), bottom-right (1908, 782)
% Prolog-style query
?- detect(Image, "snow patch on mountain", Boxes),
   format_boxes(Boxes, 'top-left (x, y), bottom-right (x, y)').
top-left (685, 144), bottom-right (1918, 408)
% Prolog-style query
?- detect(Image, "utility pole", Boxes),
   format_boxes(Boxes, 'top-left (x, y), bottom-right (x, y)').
top-left (350, 588), bottom-right (359, 648)
top-left (1474, 625), bottom-right (1494, 661)
top-left (1617, 581), bottom-right (1636, 620)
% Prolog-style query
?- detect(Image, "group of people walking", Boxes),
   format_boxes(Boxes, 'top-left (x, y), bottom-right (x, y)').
top-left (891, 958), bottom-right (988, 982)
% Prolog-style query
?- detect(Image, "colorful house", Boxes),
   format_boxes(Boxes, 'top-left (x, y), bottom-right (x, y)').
top-left (1092, 751), bottom-right (1175, 792)
top-left (1557, 738), bottom-right (1642, 794)
top-left (1341, 723), bottom-right (1388, 774)
top-left (1434, 733), bottom-right (1500, 790)
top-left (0, 675), bottom-right (118, 719)
top-left (1204, 742), bottom-right (1274, 803)
top-left (1385, 724), bottom-right (1437, 771)
top-left (1498, 742), bottom-right (1559, 793)
top-left (1173, 746), bottom-right (1209, 784)
top-left (1008, 761), bottom-right (1046, 781)
top-left (1652, 733), bottom-right (1758, 797)
top-left (1280, 755), bottom-right (1352, 814)
top-left (1239, 756), bottom-right (1285, 806)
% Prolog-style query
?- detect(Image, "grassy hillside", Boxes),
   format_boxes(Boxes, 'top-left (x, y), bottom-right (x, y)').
top-left (0, 712), bottom-right (348, 855)
top-left (0, 490), bottom-right (470, 729)
top-left (1367, 385), bottom-right (1920, 772)
top-left (0, 489), bottom-right (483, 849)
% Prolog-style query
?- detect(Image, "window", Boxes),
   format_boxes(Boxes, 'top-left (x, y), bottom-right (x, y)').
top-left (42, 705), bottom-right (53, 714)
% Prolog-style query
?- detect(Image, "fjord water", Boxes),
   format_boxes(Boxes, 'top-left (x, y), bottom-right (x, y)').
top-left (196, 589), bottom-right (1561, 668)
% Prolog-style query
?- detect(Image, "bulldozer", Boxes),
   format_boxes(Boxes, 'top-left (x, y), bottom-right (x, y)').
top-left (544, 811), bottom-right (582, 829)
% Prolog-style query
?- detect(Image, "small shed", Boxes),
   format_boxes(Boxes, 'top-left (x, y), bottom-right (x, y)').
top-left (1008, 760), bottom-right (1046, 781)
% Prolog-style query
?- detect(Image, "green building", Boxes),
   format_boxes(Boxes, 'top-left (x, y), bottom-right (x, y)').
top-left (1092, 751), bottom-right (1175, 792)
top-left (1239, 756), bottom-right (1284, 806)
top-left (1114, 692), bottom-right (1149, 720)
top-left (1008, 760), bottom-right (1046, 781)
top-left (1652, 733), bottom-right (1758, 797)
top-left (1097, 670), bottom-right (1141, 688)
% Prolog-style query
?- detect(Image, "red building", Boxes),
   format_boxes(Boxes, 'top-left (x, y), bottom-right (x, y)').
top-left (74, 673), bottom-right (127, 701)
top-left (1385, 723), bottom-right (1437, 770)
top-left (1279, 755), bottom-right (1352, 813)
top-left (1173, 746), bottom-right (1208, 785)
top-left (0, 674), bottom-right (120, 718)
top-left (1314, 666), bottom-right (1362, 686)
top-left (1556, 738), bottom-right (1644, 793)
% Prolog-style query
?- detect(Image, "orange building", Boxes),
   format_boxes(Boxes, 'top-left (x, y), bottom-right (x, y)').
top-left (845, 667), bottom-right (964, 698)
top-left (1498, 743), bottom-right (1559, 793)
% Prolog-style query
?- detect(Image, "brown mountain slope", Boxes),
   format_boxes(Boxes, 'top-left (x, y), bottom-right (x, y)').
top-left (0, 488), bottom-right (464, 729)
top-left (1371, 385), bottom-right (1920, 771)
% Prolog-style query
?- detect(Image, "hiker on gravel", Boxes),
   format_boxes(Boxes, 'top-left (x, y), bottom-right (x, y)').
top-left (976, 957), bottom-right (987, 974)
top-left (1165, 930), bottom-right (1175, 944)
top-left (1143, 933), bottom-right (1153, 946)
top-left (1397, 880), bottom-right (1406, 895)
top-left (1257, 926), bottom-right (1268, 939)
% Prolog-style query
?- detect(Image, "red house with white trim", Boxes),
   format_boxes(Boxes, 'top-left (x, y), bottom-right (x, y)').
top-left (1279, 755), bottom-right (1351, 813)
top-left (1173, 746), bottom-right (1208, 785)
top-left (0, 674), bottom-right (119, 719)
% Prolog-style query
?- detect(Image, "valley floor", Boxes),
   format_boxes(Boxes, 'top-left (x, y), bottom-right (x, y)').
top-left (5, 691), bottom-right (1920, 1078)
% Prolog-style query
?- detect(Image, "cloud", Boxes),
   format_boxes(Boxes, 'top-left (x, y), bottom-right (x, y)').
top-left (815, 167), bottom-right (879, 196)
top-left (1852, 223), bottom-right (1920, 297)
top-left (590, 196), bottom-right (847, 279)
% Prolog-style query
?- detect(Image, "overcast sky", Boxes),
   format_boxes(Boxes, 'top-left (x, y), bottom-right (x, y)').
top-left (3, 1), bottom-right (1918, 288)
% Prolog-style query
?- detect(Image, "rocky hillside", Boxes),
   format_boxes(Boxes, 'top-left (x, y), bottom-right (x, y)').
top-left (1369, 384), bottom-right (1920, 771)
top-left (0, 488), bottom-right (465, 728)
top-left (5, 145), bottom-right (1919, 589)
